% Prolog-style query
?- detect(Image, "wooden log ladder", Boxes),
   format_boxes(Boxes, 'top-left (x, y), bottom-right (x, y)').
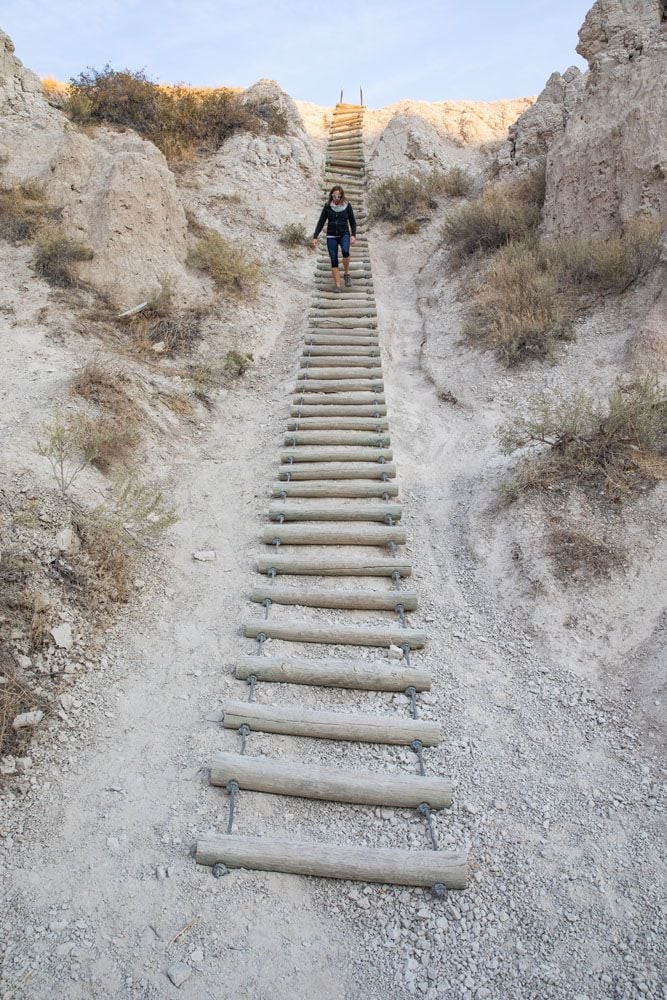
top-left (195, 103), bottom-right (469, 892)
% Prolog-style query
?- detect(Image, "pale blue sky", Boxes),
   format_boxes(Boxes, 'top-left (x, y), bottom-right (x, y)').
top-left (2, 0), bottom-right (592, 107)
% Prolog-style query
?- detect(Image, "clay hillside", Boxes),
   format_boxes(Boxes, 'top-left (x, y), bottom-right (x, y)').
top-left (0, 0), bottom-right (665, 997)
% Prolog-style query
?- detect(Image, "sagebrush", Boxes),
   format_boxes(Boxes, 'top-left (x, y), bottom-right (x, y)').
top-left (499, 378), bottom-right (667, 499)
top-left (369, 167), bottom-right (472, 225)
top-left (64, 67), bottom-right (287, 163)
top-left (188, 231), bottom-right (262, 296)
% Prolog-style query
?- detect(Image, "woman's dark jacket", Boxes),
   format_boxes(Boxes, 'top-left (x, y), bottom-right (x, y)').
top-left (313, 202), bottom-right (357, 239)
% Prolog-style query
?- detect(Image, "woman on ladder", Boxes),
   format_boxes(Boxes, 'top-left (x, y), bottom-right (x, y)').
top-left (311, 186), bottom-right (357, 292)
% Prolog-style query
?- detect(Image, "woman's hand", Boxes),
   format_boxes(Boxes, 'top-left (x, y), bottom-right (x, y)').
top-left (310, 238), bottom-right (317, 249)
top-left (351, 235), bottom-right (357, 245)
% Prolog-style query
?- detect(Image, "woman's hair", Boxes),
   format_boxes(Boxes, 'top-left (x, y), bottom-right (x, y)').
top-left (328, 185), bottom-right (346, 202)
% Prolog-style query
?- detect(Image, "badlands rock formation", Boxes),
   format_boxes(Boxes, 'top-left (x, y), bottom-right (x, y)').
top-left (543, 0), bottom-right (667, 238)
top-left (0, 29), bottom-right (190, 306)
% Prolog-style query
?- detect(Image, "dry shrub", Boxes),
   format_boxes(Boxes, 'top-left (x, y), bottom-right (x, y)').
top-left (444, 168), bottom-right (545, 261)
top-left (466, 238), bottom-right (571, 365)
top-left (188, 231), bottom-right (262, 296)
top-left (122, 277), bottom-right (205, 354)
top-left (546, 528), bottom-right (625, 580)
top-left (499, 378), bottom-right (667, 499)
top-left (71, 359), bottom-right (140, 422)
top-left (0, 180), bottom-right (51, 242)
top-left (369, 167), bottom-right (472, 224)
top-left (279, 222), bottom-right (308, 247)
top-left (224, 350), bottom-right (253, 377)
top-left (74, 414), bottom-right (140, 473)
top-left (464, 216), bottom-right (664, 366)
top-left (70, 512), bottom-right (133, 610)
top-left (0, 651), bottom-right (49, 757)
top-left (544, 216), bottom-right (663, 294)
top-left (33, 224), bottom-right (93, 286)
top-left (64, 66), bottom-right (285, 163)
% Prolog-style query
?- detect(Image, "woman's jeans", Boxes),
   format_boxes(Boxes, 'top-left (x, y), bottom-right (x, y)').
top-left (326, 232), bottom-right (350, 268)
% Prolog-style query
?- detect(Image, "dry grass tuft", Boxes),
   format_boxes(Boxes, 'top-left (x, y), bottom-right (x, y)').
top-left (499, 378), bottom-right (667, 500)
top-left (443, 168), bottom-right (545, 261)
top-left (33, 224), bottom-right (93, 286)
top-left (0, 651), bottom-right (49, 757)
top-left (224, 350), bottom-right (253, 378)
top-left (369, 167), bottom-right (473, 225)
top-left (187, 231), bottom-right (262, 296)
top-left (462, 216), bottom-right (663, 365)
top-left (71, 359), bottom-right (140, 422)
top-left (465, 238), bottom-right (571, 365)
top-left (120, 277), bottom-right (205, 355)
top-left (70, 512), bottom-right (134, 609)
top-left (279, 223), bottom-right (308, 248)
top-left (0, 180), bottom-right (51, 243)
top-left (545, 527), bottom-right (625, 580)
top-left (543, 216), bottom-right (663, 294)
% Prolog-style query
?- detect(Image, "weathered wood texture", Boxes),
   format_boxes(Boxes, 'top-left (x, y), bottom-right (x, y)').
top-left (270, 481), bottom-right (398, 499)
top-left (280, 446), bottom-right (391, 464)
top-left (235, 652), bottom-right (429, 691)
top-left (196, 835), bottom-right (468, 888)
top-left (221, 699), bottom-right (438, 744)
top-left (209, 752), bottom-right (450, 808)
top-left (257, 555), bottom-right (410, 576)
top-left (268, 501), bottom-right (401, 521)
top-left (261, 524), bottom-right (405, 546)
top-left (277, 461), bottom-right (396, 480)
top-left (250, 585), bottom-right (417, 611)
top-left (244, 619), bottom-right (426, 649)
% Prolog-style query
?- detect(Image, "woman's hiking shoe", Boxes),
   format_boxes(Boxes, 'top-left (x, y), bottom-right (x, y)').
top-left (333, 286), bottom-right (341, 293)
top-left (344, 273), bottom-right (352, 287)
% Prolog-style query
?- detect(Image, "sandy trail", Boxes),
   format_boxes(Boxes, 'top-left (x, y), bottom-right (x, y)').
top-left (1, 157), bottom-right (665, 1000)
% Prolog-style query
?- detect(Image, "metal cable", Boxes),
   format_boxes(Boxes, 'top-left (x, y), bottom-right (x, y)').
top-left (401, 642), bottom-right (411, 665)
top-left (226, 780), bottom-right (239, 834)
top-left (392, 570), bottom-right (402, 591)
top-left (262, 597), bottom-right (271, 619)
top-left (247, 675), bottom-right (257, 702)
top-left (417, 802), bottom-right (439, 851)
top-left (238, 724), bottom-right (250, 755)
top-left (395, 603), bottom-right (406, 627)
top-left (389, 541), bottom-right (397, 558)
top-left (411, 739), bottom-right (426, 776)
top-left (405, 686), bottom-right (417, 719)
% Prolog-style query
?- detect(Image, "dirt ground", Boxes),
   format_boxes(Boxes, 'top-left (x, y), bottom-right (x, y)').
top-left (1, 102), bottom-right (665, 1000)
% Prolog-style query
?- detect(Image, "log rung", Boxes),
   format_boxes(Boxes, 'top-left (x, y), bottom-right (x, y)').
top-left (261, 523), bottom-right (406, 546)
top-left (221, 698), bottom-right (436, 743)
top-left (280, 446), bottom-right (392, 463)
top-left (257, 555), bottom-right (410, 576)
top-left (285, 418), bottom-right (389, 431)
top-left (277, 462), bottom-right (396, 480)
top-left (196, 835), bottom-right (467, 889)
top-left (289, 405), bottom-right (387, 417)
top-left (209, 752), bottom-right (450, 808)
top-left (270, 481), bottom-right (399, 499)
top-left (235, 652), bottom-right (428, 691)
top-left (268, 501), bottom-right (401, 521)
top-left (251, 585), bottom-right (417, 612)
top-left (244, 619), bottom-right (426, 649)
